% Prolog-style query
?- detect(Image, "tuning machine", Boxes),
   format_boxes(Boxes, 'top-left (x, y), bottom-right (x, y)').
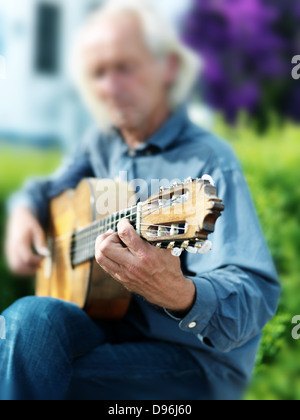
top-left (171, 248), bottom-right (183, 257)
top-left (184, 177), bottom-right (193, 184)
top-left (196, 240), bottom-right (213, 254)
top-left (201, 175), bottom-right (215, 186)
top-left (186, 246), bottom-right (198, 254)
top-left (170, 240), bottom-right (213, 257)
top-left (200, 240), bottom-right (213, 254)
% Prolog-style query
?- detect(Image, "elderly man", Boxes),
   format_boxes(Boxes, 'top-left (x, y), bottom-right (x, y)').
top-left (2, 0), bottom-right (280, 400)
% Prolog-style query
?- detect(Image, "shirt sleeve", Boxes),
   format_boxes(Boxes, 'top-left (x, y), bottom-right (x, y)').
top-left (165, 166), bottom-right (281, 353)
top-left (6, 129), bottom-right (96, 227)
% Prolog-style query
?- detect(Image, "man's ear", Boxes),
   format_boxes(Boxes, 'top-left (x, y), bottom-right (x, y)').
top-left (164, 53), bottom-right (180, 87)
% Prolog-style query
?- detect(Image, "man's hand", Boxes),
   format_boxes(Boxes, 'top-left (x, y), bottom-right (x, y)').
top-left (5, 207), bottom-right (49, 276)
top-left (95, 219), bottom-right (196, 313)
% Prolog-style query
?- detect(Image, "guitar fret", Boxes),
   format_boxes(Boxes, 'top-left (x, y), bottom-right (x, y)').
top-left (113, 212), bottom-right (117, 232)
top-left (130, 206), bottom-right (134, 222)
top-left (71, 205), bottom-right (139, 267)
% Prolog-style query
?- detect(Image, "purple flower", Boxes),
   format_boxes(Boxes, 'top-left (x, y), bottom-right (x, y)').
top-left (183, 0), bottom-right (300, 124)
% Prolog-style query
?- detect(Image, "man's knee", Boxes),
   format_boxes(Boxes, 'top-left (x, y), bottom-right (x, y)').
top-left (2, 296), bottom-right (103, 357)
top-left (3, 296), bottom-right (78, 330)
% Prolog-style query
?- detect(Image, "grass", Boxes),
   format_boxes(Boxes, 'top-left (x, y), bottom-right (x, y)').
top-left (0, 143), bottom-right (63, 198)
top-left (0, 143), bottom-right (62, 310)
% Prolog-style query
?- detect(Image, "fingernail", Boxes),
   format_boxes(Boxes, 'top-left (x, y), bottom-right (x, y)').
top-left (38, 247), bottom-right (51, 257)
top-left (106, 229), bottom-right (114, 234)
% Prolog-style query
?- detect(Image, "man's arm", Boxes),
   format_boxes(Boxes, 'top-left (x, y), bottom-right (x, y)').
top-left (167, 166), bottom-right (281, 352)
top-left (95, 165), bottom-right (281, 353)
top-left (5, 131), bottom-right (96, 276)
top-left (7, 155), bottom-right (94, 228)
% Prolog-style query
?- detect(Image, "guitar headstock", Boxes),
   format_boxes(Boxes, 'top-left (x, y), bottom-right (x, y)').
top-left (139, 176), bottom-right (224, 256)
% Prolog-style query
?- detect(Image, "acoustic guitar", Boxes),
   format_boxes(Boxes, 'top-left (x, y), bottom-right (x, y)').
top-left (36, 177), bottom-right (224, 319)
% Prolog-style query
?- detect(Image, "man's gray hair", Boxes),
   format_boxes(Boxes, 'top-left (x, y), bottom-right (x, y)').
top-left (70, 0), bottom-right (201, 129)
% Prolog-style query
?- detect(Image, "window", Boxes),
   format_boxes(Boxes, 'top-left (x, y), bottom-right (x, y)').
top-left (34, 3), bottom-right (60, 75)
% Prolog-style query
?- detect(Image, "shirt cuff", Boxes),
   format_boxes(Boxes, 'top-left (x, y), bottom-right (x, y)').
top-left (164, 276), bottom-right (218, 334)
top-left (6, 193), bottom-right (39, 218)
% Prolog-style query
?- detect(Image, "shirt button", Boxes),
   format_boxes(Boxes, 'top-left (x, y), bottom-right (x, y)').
top-left (128, 150), bottom-right (137, 157)
top-left (188, 322), bottom-right (197, 329)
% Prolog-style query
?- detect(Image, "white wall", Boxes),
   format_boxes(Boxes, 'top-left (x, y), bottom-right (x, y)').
top-left (0, 0), bottom-right (101, 146)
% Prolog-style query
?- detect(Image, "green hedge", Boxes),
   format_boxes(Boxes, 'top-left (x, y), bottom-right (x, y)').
top-left (0, 145), bottom-right (62, 310)
top-left (215, 117), bottom-right (300, 400)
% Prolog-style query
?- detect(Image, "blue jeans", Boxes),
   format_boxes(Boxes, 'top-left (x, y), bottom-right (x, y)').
top-left (0, 297), bottom-right (208, 400)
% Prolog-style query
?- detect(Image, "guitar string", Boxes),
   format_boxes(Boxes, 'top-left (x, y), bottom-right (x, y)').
top-left (53, 197), bottom-right (176, 246)
top-left (44, 192), bottom-right (193, 267)
top-left (52, 192), bottom-right (168, 244)
top-left (53, 206), bottom-right (138, 245)
top-left (48, 237), bottom-right (176, 272)
top-left (53, 200), bottom-right (154, 245)
top-left (54, 197), bottom-right (185, 247)
top-left (68, 224), bottom-right (188, 258)
top-left (54, 223), bottom-right (189, 264)
top-left (52, 189), bottom-right (185, 245)
top-left (53, 214), bottom-right (138, 253)
top-left (53, 203), bottom-right (189, 262)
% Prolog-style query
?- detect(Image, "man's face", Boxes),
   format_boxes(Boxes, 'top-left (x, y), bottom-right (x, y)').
top-left (81, 13), bottom-right (172, 129)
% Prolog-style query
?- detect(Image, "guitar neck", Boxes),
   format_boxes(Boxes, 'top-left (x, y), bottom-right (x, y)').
top-left (71, 205), bottom-right (138, 267)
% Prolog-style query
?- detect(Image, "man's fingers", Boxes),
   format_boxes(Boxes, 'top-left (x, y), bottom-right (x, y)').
top-left (16, 263), bottom-right (40, 277)
top-left (32, 225), bottom-right (50, 257)
top-left (117, 219), bottom-right (148, 256)
top-left (8, 246), bottom-right (42, 276)
top-left (95, 229), bottom-right (134, 265)
top-left (19, 244), bottom-right (43, 267)
top-left (95, 229), bottom-right (117, 253)
top-left (95, 245), bottom-right (121, 277)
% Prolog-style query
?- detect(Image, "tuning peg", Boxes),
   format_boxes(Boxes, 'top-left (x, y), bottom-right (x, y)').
top-left (181, 241), bottom-right (190, 249)
top-left (167, 241), bottom-right (175, 250)
top-left (170, 224), bottom-right (179, 236)
top-left (159, 186), bottom-right (165, 193)
top-left (201, 175), bottom-right (215, 187)
top-left (171, 248), bottom-right (183, 257)
top-left (197, 240), bottom-right (213, 254)
top-left (186, 246), bottom-right (198, 254)
top-left (184, 177), bottom-right (193, 184)
top-left (156, 243), bottom-right (162, 248)
top-left (194, 241), bottom-right (203, 249)
top-left (172, 181), bottom-right (183, 188)
top-left (158, 226), bottom-right (168, 237)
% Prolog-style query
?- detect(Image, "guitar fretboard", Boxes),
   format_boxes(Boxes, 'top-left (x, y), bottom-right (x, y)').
top-left (71, 205), bottom-right (138, 267)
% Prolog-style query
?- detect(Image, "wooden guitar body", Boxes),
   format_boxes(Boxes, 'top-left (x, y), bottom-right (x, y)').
top-left (36, 179), bottom-right (133, 319)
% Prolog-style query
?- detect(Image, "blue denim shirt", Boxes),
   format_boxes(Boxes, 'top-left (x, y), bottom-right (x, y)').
top-left (9, 106), bottom-right (280, 399)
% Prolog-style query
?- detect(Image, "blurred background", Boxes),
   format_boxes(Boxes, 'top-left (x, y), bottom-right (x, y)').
top-left (1, 0), bottom-right (300, 400)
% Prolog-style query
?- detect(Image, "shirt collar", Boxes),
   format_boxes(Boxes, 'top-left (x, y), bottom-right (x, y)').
top-left (113, 105), bottom-right (189, 154)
